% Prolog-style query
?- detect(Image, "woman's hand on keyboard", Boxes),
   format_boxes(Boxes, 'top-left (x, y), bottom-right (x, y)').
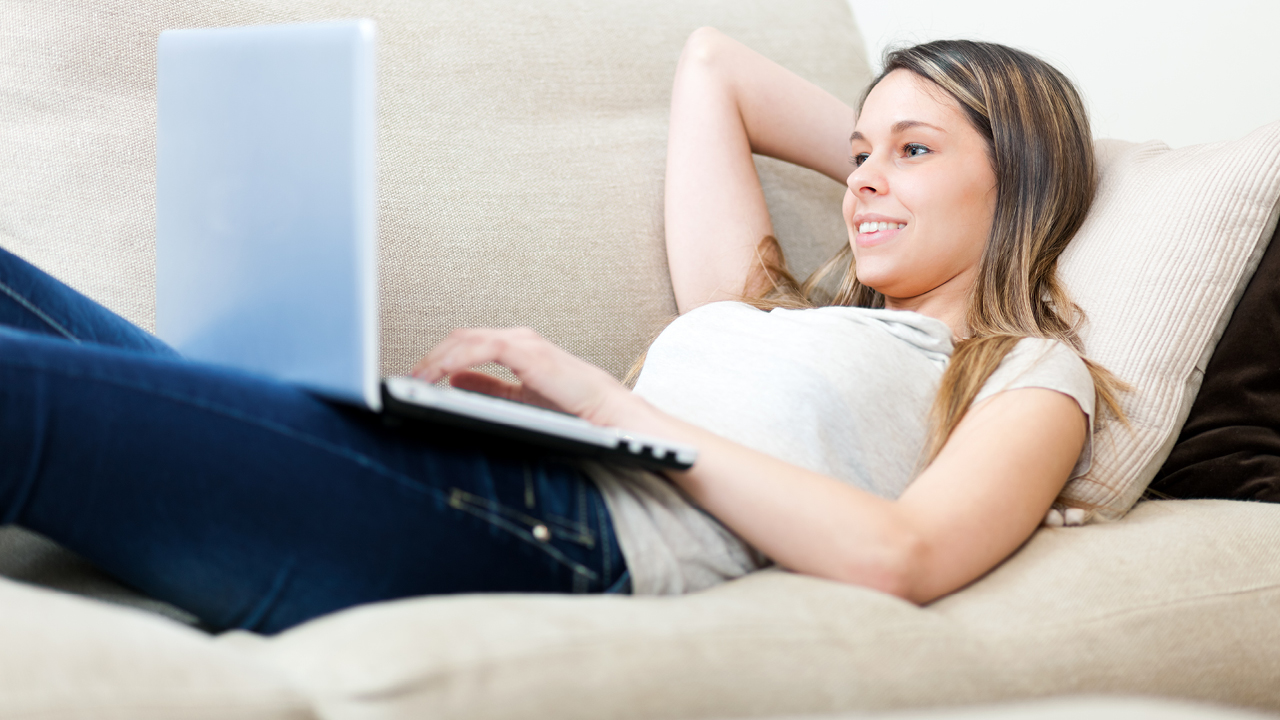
top-left (410, 327), bottom-right (639, 427)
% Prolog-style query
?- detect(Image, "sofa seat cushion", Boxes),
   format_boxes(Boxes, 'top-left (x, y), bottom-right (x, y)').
top-left (0, 576), bottom-right (311, 720)
top-left (844, 696), bottom-right (1277, 720)
top-left (220, 500), bottom-right (1280, 720)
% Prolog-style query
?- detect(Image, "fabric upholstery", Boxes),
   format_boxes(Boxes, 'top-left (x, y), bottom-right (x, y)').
top-left (218, 500), bottom-right (1280, 720)
top-left (6, 1), bottom-right (1280, 718)
top-left (1150, 217), bottom-right (1280, 501)
top-left (0, 577), bottom-right (311, 720)
top-left (834, 697), bottom-right (1278, 720)
top-left (1056, 132), bottom-right (1280, 517)
top-left (0, 0), bottom-right (864, 382)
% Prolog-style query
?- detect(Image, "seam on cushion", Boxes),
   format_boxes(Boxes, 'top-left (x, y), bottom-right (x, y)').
top-left (1, 701), bottom-right (314, 720)
top-left (976, 581), bottom-right (1280, 635)
top-left (338, 624), bottom-right (975, 702)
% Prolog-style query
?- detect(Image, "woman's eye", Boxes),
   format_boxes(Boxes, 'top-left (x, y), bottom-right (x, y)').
top-left (904, 143), bottom-right (930, 158)
top-left (849, 153), bottom-right (869, 167)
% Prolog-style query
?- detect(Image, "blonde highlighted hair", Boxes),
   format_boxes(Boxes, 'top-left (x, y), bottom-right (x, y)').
top-left (741, 39), bottom-right (1127, 464)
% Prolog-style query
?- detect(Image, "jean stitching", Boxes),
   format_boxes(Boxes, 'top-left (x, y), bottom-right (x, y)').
top-left (596, 492), bottom-right (612, 591)
top-left (605, 569), bottom-right (631, 594)
top-left (541, 512), bottom-right (592, 537)
top-left (239, 557), bottom-right (296, 631)
top-left (575, 476), bottom-right (593, 543)
top-left (455, 464), bottom-right (590, 541)
top-left (537, 465), bottom-right (594, 544)
top-left (523, 464), bottom-right (535, 509)
top-left (0, 356), bottom-right (456, 507)
top-left (448, 488), bottom-right (595, 548)
top-left (447, 490), bottom-right (598, 580)
top-left (0, 279), bottom-right (81, 342)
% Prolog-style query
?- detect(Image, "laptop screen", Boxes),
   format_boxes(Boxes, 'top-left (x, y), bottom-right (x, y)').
top-left (155, 20), bottom-right (380, 409)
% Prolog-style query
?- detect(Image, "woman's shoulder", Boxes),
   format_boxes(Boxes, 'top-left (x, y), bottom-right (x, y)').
top-left (975, 337), bottom-right (1095, 417)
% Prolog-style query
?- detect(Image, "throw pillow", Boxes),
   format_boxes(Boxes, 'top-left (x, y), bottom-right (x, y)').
top-left (1056, 127), bottom-right (1280, 519)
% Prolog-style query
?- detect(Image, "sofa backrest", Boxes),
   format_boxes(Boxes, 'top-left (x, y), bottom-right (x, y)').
top-left (0, 0), bottom-right (869, 380)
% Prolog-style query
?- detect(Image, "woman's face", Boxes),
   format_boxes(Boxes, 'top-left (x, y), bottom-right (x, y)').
top-left (842, 69), bottom-right (997, 305)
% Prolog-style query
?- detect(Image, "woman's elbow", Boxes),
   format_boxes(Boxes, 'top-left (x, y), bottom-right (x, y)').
top-left (679, 27), bottom-right (732, 73)
top-left (829, 527), bottom-right (929, 603)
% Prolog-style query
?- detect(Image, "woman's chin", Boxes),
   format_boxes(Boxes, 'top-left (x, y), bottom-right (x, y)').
top-left (853, 266), bottom-right (892, 294)
top-left (854, 271), bottom-right (920, 304)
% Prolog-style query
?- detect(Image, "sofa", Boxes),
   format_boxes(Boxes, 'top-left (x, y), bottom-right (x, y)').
top-left (3, 1), bottom-right (1280, 719)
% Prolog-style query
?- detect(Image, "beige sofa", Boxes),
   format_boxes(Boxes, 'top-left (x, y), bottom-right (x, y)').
top-left (3, 1), bottom-right (1280, 719)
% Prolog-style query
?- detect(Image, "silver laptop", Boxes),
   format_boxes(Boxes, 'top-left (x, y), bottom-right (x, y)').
top-left (155, 20), bottom-right (695, 470)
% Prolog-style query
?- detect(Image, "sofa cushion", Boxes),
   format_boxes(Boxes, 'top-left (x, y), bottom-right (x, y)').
top-left (1149, 216), bottom-right (1280, 502)
top-left (0, 576), bottom-right (311, 720)
top-left (852, 697), bottom-right (1276, 720)
top-left (223, 500), bottom-right (1280, 720)
top-left (0, 0), bottom-right (866, 382)
top-left (1055, 130), bottom-right (1280, 518)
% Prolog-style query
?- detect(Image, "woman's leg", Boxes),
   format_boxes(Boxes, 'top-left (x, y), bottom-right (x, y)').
top-left (0, 329), bottom-right (627, 634)
top-left (0, 246), bottom-right (177, 356)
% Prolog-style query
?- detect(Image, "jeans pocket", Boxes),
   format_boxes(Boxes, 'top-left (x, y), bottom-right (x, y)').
top-left (445, 458), bottom-right (616, 594)
top-left (446, 482), bottom-right (596, 548)
top-left (446, 484), bottom-right (601, 591)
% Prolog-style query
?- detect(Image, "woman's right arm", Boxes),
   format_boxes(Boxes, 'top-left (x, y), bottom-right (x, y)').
top-left (665, 28), bottom-right (857, 314)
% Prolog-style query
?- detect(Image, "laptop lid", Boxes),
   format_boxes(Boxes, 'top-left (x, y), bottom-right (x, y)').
top-left (155, 20), bottom-right (381, 410)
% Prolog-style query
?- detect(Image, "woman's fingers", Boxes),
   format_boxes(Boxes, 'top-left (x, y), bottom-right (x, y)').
top-left (448, 370), bottom-right (520, 399)
top-left (448, 370), bottom-right (568, 411)
top-left (411, 327), bottom-right (631, 424)
top-left (412, 327), bottom-right (541, 382)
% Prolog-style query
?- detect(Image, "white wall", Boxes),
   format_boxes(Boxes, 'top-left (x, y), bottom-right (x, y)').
top-left (846, 0), bottom-right (1280, 148)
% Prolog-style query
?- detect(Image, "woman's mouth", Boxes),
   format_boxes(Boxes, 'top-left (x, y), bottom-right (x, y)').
top-left (855, 221), bottom-right (906, 247)
top-left (857, 221), bottom-right (906, 233)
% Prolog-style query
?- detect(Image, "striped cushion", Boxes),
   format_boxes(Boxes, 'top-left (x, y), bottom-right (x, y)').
top-left (1059, 129), bottom-right (1280, 517)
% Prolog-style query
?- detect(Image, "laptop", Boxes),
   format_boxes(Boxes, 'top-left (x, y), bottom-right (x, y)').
top-left (154, 20), bottom-right (695, 470)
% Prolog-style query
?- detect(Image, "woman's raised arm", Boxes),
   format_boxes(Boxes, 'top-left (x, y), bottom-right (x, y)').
top-left (665, 28), bottom-right (856, 313)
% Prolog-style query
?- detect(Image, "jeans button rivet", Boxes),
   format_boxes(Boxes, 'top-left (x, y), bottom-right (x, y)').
top-left (532, 524), bottom-right (551, 542)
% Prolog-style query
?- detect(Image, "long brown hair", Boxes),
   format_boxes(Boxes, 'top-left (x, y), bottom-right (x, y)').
top-left (744, 39), bottom-right (1127, 464)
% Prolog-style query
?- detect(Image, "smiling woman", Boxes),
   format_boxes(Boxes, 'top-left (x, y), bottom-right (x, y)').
top-left (843, 71), bottom-right (998, 319)
top-left (560, 31), bottom-right (1125, 601)
top-left (720, 37), bottom-right (1128, 466)
top-left (0, 28), bottom-right (1130, 634)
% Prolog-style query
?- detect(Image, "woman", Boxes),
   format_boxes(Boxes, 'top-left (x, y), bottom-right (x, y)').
top-left (0, 32), bottom-right (1121, 632)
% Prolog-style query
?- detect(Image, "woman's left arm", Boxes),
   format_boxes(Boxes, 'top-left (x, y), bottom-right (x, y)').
top-left (651, 386), bottom-right (1087, 603)
top-left (414, 329), bottom-right (1088, 604)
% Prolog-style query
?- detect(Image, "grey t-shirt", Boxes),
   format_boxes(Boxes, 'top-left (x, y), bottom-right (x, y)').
top-left (583, 302), bottom-right (1096, 596)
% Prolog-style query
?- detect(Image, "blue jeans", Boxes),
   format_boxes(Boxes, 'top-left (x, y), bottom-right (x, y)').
top-left (0, 246), bottom-right (629, 633)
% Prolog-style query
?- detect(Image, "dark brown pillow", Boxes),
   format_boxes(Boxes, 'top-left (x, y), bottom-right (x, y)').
top-left (1150, 217), bottom-right (1280, 501)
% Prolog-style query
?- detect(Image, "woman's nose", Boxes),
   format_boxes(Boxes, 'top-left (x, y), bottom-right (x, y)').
top-left (847, 157), bottom-right (886, 196)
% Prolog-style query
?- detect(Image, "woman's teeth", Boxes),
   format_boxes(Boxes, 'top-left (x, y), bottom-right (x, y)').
top-left (858, 221), bottom-right (906, 233)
